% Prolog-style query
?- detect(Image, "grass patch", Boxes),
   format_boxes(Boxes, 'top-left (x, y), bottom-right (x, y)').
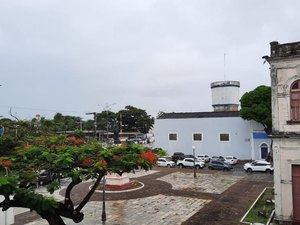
top-left (243, 187), bottom-right (274, 224)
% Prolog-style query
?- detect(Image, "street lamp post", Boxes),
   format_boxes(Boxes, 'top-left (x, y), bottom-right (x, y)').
top-left (192, 146), bottom-right (196, 178)
top-left (101, 174), bottom-right (106, 222)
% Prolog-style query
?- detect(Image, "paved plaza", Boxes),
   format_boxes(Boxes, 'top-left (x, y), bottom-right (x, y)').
top-left (157, 172), bottom-right (245, 194)
top-left (25, 195), bottom-right (209, 225)
top-left (12, 167), bottom-right (274, 225)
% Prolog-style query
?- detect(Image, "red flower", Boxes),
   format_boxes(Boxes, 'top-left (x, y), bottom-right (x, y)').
top-left (99, 160), bottom-right (107, 168)
top-left (140, 151), bottom-right (157, 164)
top-left (121, 143), bottom-right (127, 148)
top-left (3, 160), bottom-right (11, 167)
top-left (81, 158), bottom-right (95, 167)
top-left (66, 136), bottom-right (84, 145)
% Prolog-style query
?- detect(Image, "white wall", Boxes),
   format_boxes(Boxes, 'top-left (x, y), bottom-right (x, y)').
top-left (154, 116), bottom-right (269, 160)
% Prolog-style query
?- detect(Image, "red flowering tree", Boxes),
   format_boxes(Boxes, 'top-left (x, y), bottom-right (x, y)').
top-left (0, 135), bottom-right (156, 225)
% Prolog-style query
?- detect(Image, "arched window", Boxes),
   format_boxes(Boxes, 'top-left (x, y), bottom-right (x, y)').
top-left (290, 80), bottom-right (300, 121)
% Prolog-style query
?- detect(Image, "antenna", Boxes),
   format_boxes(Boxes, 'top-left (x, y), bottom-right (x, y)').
top-left (224, 53), bottom-right (226, 81)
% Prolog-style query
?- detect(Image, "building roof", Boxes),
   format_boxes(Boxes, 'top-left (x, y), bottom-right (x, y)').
top-left (157, 111), bottom-right (240, 119)
top-left (263, 41), bottom-right (300, 61)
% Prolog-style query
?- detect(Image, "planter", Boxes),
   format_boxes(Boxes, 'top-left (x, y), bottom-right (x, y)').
top-left (240, 187), bottom-right (275, 225)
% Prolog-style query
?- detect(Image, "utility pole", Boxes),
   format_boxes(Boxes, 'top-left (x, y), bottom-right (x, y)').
top-left (99, 103), bottom-right (116, 143)
top-left (120, 113), bottom-right (122, 135)
top-left (86, 112), bottom-right (97, 138)
top-left (76, 120), bottom-right (82, 130)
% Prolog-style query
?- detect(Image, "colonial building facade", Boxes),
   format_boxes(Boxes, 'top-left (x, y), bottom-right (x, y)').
top-left (264, 41), bottom-right (300, 223)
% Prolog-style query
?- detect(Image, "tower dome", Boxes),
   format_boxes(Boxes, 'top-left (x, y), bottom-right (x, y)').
top-left (210, 81), bottom-right (240, 112)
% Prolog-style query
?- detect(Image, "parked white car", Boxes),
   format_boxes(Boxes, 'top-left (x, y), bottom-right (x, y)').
top-left (224, 156), bottom-right (238, 165)
top-left (197, 154), bottom-right (210, 162)
top-left (176, 158), bottom-right (205, 169)
top-left (243, 160), bottom-right (273, 173)
top-left (157, 158), bottom-right (176, 168)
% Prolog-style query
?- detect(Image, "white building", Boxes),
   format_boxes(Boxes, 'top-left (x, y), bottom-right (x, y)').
top-left (154, 81), bottom-right (271, 160)
top-left (264, 41), bottom-right (300, 224)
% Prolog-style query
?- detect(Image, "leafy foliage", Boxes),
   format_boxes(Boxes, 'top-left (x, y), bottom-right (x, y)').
top-left (0, 130), bottom-right (157, 225)
top-left (117, 105), bottom-right (154, 133)
top-left (240, 85), bottom-right (272, 134)
top-left (153, 148), bottom-right (168, 157)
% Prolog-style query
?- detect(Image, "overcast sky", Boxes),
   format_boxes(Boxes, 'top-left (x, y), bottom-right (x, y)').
top-left (0, 0), bottom-right (299, 120)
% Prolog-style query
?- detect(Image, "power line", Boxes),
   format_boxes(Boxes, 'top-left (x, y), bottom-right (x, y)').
top-left (0, 104), bottom-right (89, 115)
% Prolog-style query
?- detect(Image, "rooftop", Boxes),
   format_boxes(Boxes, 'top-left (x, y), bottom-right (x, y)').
top-left (157, 111), bottom-right (240, 119)
top-left (263, 41), bottom-right (300, 60)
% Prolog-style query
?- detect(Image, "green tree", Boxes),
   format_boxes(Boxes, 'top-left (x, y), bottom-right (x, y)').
top-left (96, 110), bottom-right (118, 132)
top-left (240, 85), bottom-right (272, 134)
top-left (82, 119), bottom-right (94, 131)
top-left (118, 105), bottom-right (154, 133)
top-left (0, 134), bottom-right (156, 225)
top-left (53, 113), bottom-right (82, 132)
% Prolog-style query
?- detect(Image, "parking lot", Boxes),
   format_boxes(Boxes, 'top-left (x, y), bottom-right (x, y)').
top-left (14, 163), bottom-right (274, 225)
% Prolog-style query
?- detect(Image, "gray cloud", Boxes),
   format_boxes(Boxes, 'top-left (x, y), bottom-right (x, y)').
top-left (0, 0), bottom-right (299, 119)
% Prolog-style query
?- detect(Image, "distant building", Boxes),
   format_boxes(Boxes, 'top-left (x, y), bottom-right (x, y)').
top-left (264, 41), bottom-right (300, 224)
top-left (154, 81), bottom-right (270, 160)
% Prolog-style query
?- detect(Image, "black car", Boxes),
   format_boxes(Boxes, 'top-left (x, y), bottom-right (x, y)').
top-left (183, 154), bottom-right (196, 159)
top-left (19, 170), bottom-right (55, 188)
top-left (171, 152), bottom-right (185, 163)
top-left (38, 170), bottom-right (55, 185)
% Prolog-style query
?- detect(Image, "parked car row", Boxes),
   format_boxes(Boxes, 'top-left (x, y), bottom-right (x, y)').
top-left (157, 156), bottom-right (274, 174)
top-left (171, 152), bottom-right (239, 165)
top-left (157, 157), bottom-right (233, 171)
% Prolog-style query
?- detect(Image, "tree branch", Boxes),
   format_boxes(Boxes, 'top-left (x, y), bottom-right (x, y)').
top-left (75, 172), bottom-right (104, 213)
top-left (9, 108), bottom-right (20, 121)
top-left (63, 178), bottom-right (81, 210)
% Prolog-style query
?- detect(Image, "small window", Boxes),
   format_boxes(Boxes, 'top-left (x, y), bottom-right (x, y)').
top-left (219, 133), bottom-right (230, 142)
top-left (291, 80), bottom-right (300, 121)
top-left (193, 133), bottom-right (203, 141)
top-left (292, 81), bottom-right (299, 90)
top-left (169, 133), bottom-right (177, 141)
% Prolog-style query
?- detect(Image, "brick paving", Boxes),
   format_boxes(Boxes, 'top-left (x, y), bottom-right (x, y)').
top-left (12, 166), bottom-right (274, 225)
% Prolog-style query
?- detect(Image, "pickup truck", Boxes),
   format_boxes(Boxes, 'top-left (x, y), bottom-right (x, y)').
top-left (176, 158), bottom-right (205, 169)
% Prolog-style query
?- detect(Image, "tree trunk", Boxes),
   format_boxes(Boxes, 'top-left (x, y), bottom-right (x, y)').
top-left (42, 213), bottom-right (66, 225)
